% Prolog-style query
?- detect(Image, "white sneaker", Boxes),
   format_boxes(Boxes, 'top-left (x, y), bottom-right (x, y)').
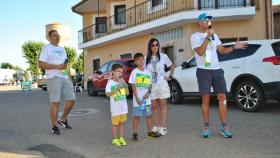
top-left (159, 127), bottom-right (167, 136)
top-left (152, 126), bottom-right (159, 133)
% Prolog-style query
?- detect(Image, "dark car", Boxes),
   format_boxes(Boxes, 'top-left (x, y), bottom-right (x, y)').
top-left (87, 59), bottom-right (135, 96)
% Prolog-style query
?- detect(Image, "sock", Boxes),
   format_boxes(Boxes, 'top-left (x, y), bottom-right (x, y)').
top-left (204, 122), bottom-right (209, 127)
top-left (222, 122), bottom-right (227, 128)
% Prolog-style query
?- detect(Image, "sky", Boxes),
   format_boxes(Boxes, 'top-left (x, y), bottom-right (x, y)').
top-left (0, 0), bottom-right (280, 70)
top-left (0, 0), bottom-right (82, 69)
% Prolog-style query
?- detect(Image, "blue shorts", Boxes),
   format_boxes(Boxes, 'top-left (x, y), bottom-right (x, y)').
top-left (133, 104), bottom-right (152, 117)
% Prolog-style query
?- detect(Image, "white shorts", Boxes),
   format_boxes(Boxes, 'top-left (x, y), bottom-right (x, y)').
top-left (151, 80), bottom-right (170, 100)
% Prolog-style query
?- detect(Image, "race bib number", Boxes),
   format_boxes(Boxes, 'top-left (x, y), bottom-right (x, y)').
top-left (151, 72), bottom-right (158, 83)
top-left (136, 73), bottom-right (151, 88)
top-left (111, 85), bottom-right (126, 101)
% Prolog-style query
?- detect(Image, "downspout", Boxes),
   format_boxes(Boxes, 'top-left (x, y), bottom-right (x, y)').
top-left (264, 0), bottom-right (269, 39)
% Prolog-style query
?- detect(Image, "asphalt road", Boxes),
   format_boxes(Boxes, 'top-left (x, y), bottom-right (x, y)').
top-left (0, 89), bottom-right (280, 158)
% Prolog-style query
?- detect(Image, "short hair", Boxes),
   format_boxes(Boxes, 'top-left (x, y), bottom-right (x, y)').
top-left (48, 30), bottom-right (58, 37)
top-left (133, 52), bottom-right (144, 60)
top-left (111, 63), bottom-right (123, 71)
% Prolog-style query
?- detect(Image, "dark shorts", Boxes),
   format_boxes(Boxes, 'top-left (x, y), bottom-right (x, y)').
top-left (196, 68), bottom-right (227, 95)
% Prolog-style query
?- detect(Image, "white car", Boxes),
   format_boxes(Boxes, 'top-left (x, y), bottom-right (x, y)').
top-left (169, 40), bottom-right (280, 112)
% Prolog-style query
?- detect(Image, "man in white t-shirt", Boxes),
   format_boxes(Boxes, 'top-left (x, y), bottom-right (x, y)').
top-left (190, 13), bottom-right (247, 138)
top-left (39, 30), bottom-right (76, 135)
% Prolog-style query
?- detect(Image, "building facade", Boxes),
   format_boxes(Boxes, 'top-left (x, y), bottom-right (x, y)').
top-left (72, 0), bottom-right (273, 88)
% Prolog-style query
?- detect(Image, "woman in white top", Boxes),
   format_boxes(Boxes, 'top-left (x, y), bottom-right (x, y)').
top-left (146, 38), bottom-right (175, 136)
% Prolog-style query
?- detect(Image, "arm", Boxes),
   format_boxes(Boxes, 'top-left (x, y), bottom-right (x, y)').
top-left (131, 84), bottom-right (142, 105)
top-left (193, 29), bottom-right (214, 56)
top-left (38, 61), bottom-right (66, 70)
top-left (106, 91), bottom-right (116, 97)
top-left (168, 64), bottom-right (175, 81)
top-left (217, 37), bottom-right (248, 55)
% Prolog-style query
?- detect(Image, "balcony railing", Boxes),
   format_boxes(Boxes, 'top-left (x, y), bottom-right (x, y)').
top-left (78, 0), bottom-right (254, 44)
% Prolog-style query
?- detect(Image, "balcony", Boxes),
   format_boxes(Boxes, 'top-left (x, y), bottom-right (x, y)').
top-left (78, 0), bottom-right (255, 48)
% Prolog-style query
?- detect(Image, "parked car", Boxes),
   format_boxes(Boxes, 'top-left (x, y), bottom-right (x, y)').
top-left (87, 59), bottom-right (135, 96)
top-left (168, 40), bottom-right (280, 112)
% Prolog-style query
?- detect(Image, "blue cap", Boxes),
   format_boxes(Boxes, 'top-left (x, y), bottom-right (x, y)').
top-left (197, 13), bottom-right (213, 21)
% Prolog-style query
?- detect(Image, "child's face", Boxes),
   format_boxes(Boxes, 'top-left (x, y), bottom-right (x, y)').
top-left (135, 57), bottom-right (145, 68)
top-left (113, 68), bottom-right (123, 78)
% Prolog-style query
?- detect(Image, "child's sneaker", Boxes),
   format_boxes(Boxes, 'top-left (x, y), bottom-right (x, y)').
top-left (119, 137), bottom-right (127, 146)
top-left (148, 132), bottom-right (160, 138)
top-left (112, 138), bottom-right (121, 147)
top-left (132, 133), bottom-right (138, 141)
top-left (220, 127), bottom-right (233, 138)
top-left (158, 127), bottom-right (167, 136)
top-left (201, 127), bottom-right (212, 138)
top-left (152, 126), bottom-right (159, 133)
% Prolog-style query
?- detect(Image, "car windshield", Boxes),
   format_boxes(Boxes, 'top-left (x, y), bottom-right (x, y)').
top-left (272, 41), bottom-right (280, 56)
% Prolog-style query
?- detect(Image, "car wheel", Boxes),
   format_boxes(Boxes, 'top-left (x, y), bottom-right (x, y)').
top-left (168, 81), bottom-right (183, 104)
top-left (234, 81), bottom-right (265, 112)
top-left (87, 82), bottom-right (97, 96)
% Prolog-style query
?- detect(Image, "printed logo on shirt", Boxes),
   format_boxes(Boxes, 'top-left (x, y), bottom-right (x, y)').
top-left (111, 85), bottom-right (126, 101)
top-left (53, 50), bottom-right (64, 57)
top-left (136, 73), bottom-right (151, 88)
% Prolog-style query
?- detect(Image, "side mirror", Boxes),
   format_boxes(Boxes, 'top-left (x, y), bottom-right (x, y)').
top-left (181, 62), bottom-right (190, 69)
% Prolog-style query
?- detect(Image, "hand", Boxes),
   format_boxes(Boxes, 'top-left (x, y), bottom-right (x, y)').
top-left (116, 85), bottom-right (121, 91)
top-left (144, 93), bottom-right (150, 99)
top-left (206, 28), bottom-right (214, 38)
top-left (167, 75), bottom-right (173, 81)
top-left (56, 64), bottom-right (67, 70)
top-left (136, 97), bottom-right (142, 106)
top-left (234, 37), bottom-right (248, 50)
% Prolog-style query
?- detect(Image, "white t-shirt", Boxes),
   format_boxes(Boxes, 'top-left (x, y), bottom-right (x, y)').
top-left (105, 79), bottom-right (128, 116)
top-left (146, 53), bottom-right (172, 84)
top-left (191, 32), bottom-right (222, 70)
top-left (39, 44), bottom-right (68, 79)
top-left (129, 68), bottom-right (152, 107)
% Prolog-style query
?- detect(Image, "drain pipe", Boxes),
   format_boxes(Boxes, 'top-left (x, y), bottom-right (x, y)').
top-left (264, 0), bottom-right (269, 39)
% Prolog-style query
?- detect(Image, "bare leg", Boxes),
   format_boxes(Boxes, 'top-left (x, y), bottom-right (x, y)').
top-left (146, 116), bottom-right (153, 132)
top-left (152, 99), bottom-right (160, 127)
top-left (112, 125), bottom-right (118, 139)
top-left (119, 123), bottom-right (125, 138)
top-left (201, 95), bottom-right (210, 125)
top-left (159, 99), bottom-right (168, 128)
top-left (217, 93), bottom-right (228, 123)
top-left (50, 102), bottom-right (59, 127)
top-left (133, 116), bottom-right (139, 134)
top-left (60, 100), bottom-right (75, 121)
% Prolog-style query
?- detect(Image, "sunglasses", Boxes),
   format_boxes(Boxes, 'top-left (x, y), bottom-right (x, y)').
top-left (152, 44), bottom-right (158, 47)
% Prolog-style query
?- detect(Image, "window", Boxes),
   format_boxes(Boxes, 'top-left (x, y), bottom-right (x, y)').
top-left (98, 62), bottom-right (110, 73)
top-left (188, 57), bottom-right (197, 67)
top-left (218, 44), bottom-right (261, 62)
top-left (152, 0), bottom-right (163, 7)
top-left (114, 5), bottom-right (126, 25)
top-left (92, 59), bottom-right (100, 72)
top-left (95, 17), bottom-right (106, 33)
top-left (220, 37), bottom-right (248, 44)
top-left (120, 53), bottom-right (132, 59)
top-left (272, 42), bottom-right (280, 56)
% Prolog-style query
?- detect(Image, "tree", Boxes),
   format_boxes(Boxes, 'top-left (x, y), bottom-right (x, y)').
top-left (22, 41), bottom-right (45, 75)
top-left (1, 62), bottom-right (14, 69)
top-left (64, 46), bottom-right (77, 66)
top-left (73, 53), bottom-right (84, 74)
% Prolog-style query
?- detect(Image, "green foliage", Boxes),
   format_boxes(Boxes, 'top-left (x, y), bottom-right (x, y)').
top-left (64, 46), bottom-right (77, 65)
top-left (0, 62), bottom-right (14, 69)
top-left (73, 53), bottom-right (84, 74)
top-left (22, 41), bottom-right (45, 74)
